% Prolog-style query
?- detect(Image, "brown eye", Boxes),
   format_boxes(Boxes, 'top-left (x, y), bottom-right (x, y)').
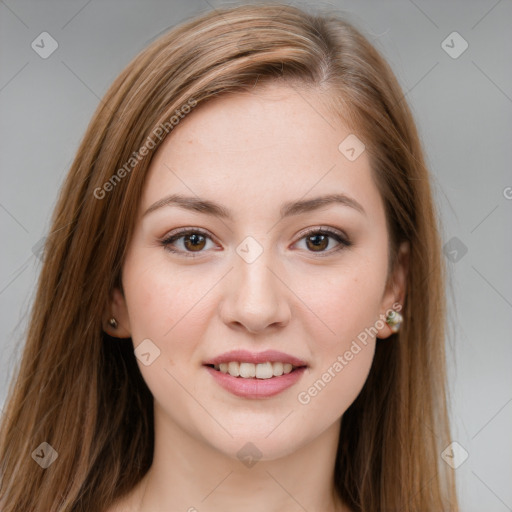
top-left (295, 227), bottom-right (351, 256)
top-left (183, 233), bottom-right (206, 251)
top-left (162, 229), bottom-right (215, 257)
top-left (305, 233), bottom-right (329, 252)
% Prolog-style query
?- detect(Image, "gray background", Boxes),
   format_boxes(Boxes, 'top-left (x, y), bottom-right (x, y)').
top-left (1, 0), bottom-right (511, 509)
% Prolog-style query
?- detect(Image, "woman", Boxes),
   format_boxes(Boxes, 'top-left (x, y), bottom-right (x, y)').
top-left (0, 3), bottom-right (458, 511)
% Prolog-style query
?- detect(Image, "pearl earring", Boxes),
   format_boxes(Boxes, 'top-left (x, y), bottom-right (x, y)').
top-left (385, 310), bottom-right (403, 333)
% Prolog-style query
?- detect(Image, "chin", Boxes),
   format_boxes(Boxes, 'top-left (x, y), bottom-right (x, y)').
top-left (197, 421), bottom-right (319, 463)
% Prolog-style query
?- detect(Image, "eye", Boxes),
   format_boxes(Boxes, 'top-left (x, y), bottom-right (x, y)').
top-left (161, 228), bottom-right (217, 257)
top-left (294, 227), bottom-right (351, 255)
top-left (161, 226), bottom-right (351, 258)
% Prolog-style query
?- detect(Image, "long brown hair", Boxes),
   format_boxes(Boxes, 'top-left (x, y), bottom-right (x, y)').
top-left (0, 3), bottom-right (458, 510)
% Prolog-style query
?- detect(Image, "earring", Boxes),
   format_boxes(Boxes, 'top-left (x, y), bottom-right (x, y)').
top-left (108, 317), bottom-right (118, 329)
top-left (385, 310), bottom-right (403, 333)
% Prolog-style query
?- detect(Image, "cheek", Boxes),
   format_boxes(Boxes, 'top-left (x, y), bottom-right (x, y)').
top-left (122, 256), bottom-right (218, 407)
top-left (293, 251), bottom-right (388, 348)
top-left (290, 254), bottom-right (387, 420)
top-left (295, 342), bottom-right (375, 436)
top-left (123, 254), bottom-right (211, 342)
top-left (121, 257), bottom-right (216, 393)
top-left (293, 281), bottom-right (378, 431)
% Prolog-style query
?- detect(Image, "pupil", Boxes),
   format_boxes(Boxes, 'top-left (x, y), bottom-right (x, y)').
top-left (308, 234), bottom-right (328, 251)
top-left (185, 234), bottom-right (205, 251)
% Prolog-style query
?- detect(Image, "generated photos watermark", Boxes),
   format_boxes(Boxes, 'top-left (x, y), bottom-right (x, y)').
top-left (297, 302), bottom-right (402, 405)
top-left (93, 97), bottom-right (197, 200)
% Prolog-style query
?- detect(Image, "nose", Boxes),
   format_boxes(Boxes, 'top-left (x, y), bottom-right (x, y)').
top-left (219, 249), bottom-right (291, 334)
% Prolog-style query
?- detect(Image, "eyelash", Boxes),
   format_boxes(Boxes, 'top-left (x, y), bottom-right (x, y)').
top-left (160, 226), bottom-right (351, 258)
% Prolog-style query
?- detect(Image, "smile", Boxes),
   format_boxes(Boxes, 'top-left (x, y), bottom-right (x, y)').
top-left (208, 361), bottom-right (297, 379)
top-left (203, 349), bottom-right (308, 398)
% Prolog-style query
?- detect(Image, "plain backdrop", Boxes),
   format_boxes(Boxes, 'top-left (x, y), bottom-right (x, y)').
top-left (1, 1), bottom-right (511, 510)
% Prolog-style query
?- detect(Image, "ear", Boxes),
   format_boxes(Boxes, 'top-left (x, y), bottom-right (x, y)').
top-left (376, 241), bottom-right (409, 340)
top-left (102, 287), bottom-right (132, 338)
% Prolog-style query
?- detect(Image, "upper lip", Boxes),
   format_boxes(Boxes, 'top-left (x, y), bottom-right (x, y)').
top-left (203, 349), bottom-right (308, 367)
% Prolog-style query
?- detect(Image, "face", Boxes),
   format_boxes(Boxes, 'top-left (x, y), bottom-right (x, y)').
top-left (110, 83), bottom-right (407, 460)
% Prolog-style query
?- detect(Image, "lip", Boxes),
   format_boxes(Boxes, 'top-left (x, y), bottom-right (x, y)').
top-left (204, 365), bottom-right (307, 399)
top-left (203, 350), bottom-right (308, 399)
top-left (203, 349), bottom-right (308, 367)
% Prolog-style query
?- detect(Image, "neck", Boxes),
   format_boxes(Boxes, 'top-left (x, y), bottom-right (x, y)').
top-left (130, 404), bottom-right (348, 512)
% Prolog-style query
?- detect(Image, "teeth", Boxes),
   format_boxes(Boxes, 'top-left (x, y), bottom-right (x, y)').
top-left (239, 362), bottom-right (256, 378)
top-left (273, 362), bottom-right (284, 376)
top-left (228, 361), bottom-right (240, 377)
top-left (213, 361), bottom-right (297, 379)
top-left (255, 362), bottom-right (273, 379)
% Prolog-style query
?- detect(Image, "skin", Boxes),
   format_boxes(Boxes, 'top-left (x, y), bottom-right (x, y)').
top-left (105, 82), bottom-right (408, 512)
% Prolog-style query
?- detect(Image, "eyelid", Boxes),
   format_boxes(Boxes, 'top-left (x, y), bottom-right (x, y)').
top-left (161, 226), bottom-right (213, 241)
top-left (160, 227), bottom-right (219, 258)
top-left (294, 225), bottom-right (350, 243)
top-left (160, 225), bottom-right (351, 257)
top-left (291, 225), bottom-right (351, 256)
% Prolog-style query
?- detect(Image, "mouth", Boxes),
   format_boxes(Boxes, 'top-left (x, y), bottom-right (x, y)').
top-left (202, 350), bottom-right (308, 399)
top-left (204, 361), bottom-right (305, 379)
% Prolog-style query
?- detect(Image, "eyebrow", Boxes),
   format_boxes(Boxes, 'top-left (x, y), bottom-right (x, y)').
top-left (143, 192), bottom-right (366, 220)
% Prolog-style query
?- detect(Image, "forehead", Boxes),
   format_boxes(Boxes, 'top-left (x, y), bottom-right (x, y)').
top-left (140, 83), bottom-right (384, 223)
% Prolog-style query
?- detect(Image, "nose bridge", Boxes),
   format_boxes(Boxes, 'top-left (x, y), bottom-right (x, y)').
top-left (220, 236), bottom-right (290, 332)
top-left (238, 250), bottom-right (276, 299)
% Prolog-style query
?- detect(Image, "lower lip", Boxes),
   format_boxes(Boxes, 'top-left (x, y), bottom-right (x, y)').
top-left (204, 366), bottom-right (307, 399)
